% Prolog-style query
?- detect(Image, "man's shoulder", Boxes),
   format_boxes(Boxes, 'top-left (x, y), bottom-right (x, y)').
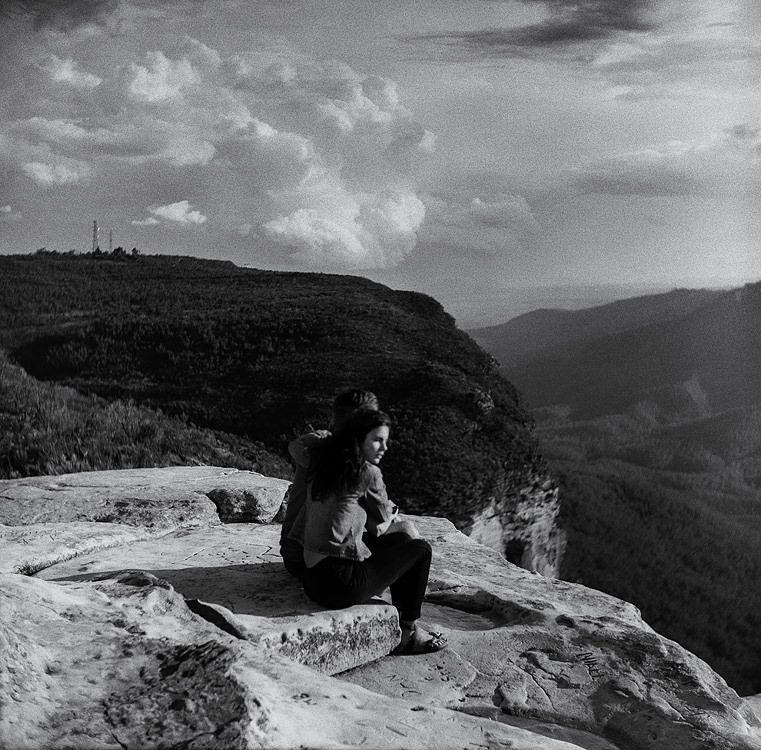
top-left (288, 430), bottom-right (331, 466)
top-left (289, 429), bottom-right (330, 450)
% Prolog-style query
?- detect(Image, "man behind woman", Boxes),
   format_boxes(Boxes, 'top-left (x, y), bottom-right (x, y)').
top-left (282, 390), bottom-right (446, 655)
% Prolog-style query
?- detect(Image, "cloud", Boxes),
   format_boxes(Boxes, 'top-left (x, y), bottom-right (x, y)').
top-left (43, 54), bottom-right (102, 88)
top-left (129, 51), bottom-right (198, 102)
top-left (564, 123), bottom-right (761, 197)
top-left (1, 15), bottom-right (430, 269)
top-left (424, 192), bottom-right (540, 233)
top-left (148, 200), bottom-right (207, 225)
top-left (447, 194), bottom-right (540, 231)
top-left (22, 159), bottom-right (89, 185)
top-left (263, 189), bottom-right (425, 269)
top-left (408, 0), bottom-right (657, 57)
top-left (15, 116), bottom-right (216, 167)
top-left (4, 0), bottom-right (118, 30)
top-left (403, 0), bottom-right (758, 102)
top-left (0, 205), bottom-right (22, 222)
top-left (415, 189), bottom-right (540, 263)
top-left (130, 216), bottom-right (160, 227)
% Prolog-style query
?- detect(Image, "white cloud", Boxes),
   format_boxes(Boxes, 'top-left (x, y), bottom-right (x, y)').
top-left (0, 205), bottom-right (22, 222)
top-left (264, 209), bottom-right (366, 265)
top-left (263, 189), bottom-right (425, 269)
top-left (149, 200), bottom-right (207, 225)
top-left (43, 55), bottom-right (102, 89)
top-left (131, 216), bottom-right (161, 226)
top-left (22, 160), bottom-right (89, 186)
top-left (2, 26), bottom-right (430, 268)
top-left (129, 51), bottom-right (198, 102)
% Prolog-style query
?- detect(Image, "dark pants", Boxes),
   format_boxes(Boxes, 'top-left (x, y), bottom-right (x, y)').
top-left (303, 536), bottom-right (432, 622)
top-left (283, 556), bottom-right (306, 580)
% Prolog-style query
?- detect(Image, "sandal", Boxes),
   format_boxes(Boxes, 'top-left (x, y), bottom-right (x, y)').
top-left (392, 624), bottom-right (447, 655)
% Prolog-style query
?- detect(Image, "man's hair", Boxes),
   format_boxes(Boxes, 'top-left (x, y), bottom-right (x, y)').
top-left (332, 389), bottom-right (379, 429)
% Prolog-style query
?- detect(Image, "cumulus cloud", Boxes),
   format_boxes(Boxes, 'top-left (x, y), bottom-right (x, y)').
top-left (129, 51), bottom-right (198, 102)
top-left (263, 189), bottom-right (425, 269)
top-left (22, 158), bottom-right (89, 185)
top-left (43, 55), bottom-right (102, 88)
top-left (147, 200), bottom-right (207, 225)
top-left (1, 13), bottom-right (430, 268)
top-left (131, 216), bottom-right (160, 226)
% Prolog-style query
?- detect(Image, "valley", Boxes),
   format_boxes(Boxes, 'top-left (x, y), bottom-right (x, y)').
top-left (471, 283), bottom-right (761, 695)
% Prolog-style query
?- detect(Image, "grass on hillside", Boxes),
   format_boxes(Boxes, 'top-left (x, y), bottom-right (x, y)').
top-left (0, 350), bottom-right (291, 480)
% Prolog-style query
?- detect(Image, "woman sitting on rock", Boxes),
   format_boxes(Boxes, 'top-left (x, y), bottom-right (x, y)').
top-left (290, 407), bottom-right (446, 655)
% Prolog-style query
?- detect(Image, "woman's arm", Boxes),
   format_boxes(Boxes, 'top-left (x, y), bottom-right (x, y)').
top-left (360, 465), bottom-right (399, 537)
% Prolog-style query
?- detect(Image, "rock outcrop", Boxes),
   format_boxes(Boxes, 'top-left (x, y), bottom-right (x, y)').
top-left (465, 472), bottom-right (565, 576)
top-left (2, 467), bottom-right (760, 749)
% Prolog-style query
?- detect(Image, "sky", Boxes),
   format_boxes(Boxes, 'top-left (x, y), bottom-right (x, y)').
top-left (0, 0), bottom-right (759, 326)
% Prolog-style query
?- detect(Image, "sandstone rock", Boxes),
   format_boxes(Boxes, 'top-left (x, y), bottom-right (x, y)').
top-left (466, 472), bottom-right (565, 576)
top-left (0, 570), bottom-right (582, 750)
top-left (2, 468), bottom-right (760, 750)
top-left (34, 523), bottom-right (401, 675)
top-left (0, 521), bottom-right (155, 574)
top-left (0, 467), bottom-right (290, 574)
top-left (0, 466), bottom-right (290, 527)
top-left (206, 473), bottom-right (287, 523)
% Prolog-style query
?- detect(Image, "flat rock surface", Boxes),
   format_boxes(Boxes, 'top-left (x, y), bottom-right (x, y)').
top-left (37, 524), bottom-right (401, 675)
top-left (0, 466), bottom-right (289, 527)
top-left (2, 570), bottom-right (579, 750)
top-left (3, 468), bottom-right (761, 749)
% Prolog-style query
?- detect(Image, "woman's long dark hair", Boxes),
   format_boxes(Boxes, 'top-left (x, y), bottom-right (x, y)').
top-left (308, 407), bottom-right (391, 502)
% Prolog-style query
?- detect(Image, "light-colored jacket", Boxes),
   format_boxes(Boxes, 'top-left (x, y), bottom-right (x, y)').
top-left (287, 435), bottom-right (397, 561)
top-left (280, 430), bottom-right (330, 565)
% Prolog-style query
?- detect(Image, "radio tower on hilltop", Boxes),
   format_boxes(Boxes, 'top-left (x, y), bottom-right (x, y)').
top-left (109, 229), bottom-right (113, 253)
top-left (92, 220), bottom-right (99, 252)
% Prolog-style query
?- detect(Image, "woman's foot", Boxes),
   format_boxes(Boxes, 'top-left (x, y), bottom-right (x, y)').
top-left (392, 622), bottom-right (447, 655)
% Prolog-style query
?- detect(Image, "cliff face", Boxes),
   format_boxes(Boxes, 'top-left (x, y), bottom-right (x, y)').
top-left (0, 253), bottom-right (558, 578)
top-left (465, 472), bottom-right (565, 577)
top-left (2, 467), bottom-right (760, 750)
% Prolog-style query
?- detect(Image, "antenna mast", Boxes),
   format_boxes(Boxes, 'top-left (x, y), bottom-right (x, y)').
top-left (92, 220), bottom-right (99, 252)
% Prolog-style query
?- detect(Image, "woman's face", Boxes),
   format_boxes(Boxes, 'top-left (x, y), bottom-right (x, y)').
top-left (360, 425), bottom-right (390, 465)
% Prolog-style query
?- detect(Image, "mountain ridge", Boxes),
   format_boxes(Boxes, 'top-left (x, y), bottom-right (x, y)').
top-left (469, 286), bottom-right (722, 367)
top-left (502, 280), bottom-right (761, 418)
top-left (0, 251), bottom-right (560, 572)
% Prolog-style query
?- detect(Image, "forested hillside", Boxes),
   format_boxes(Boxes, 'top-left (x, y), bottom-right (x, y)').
top-left (0, 252), bottom-right (542, 528)
top-left (475, 283), bottom-right (761, 695)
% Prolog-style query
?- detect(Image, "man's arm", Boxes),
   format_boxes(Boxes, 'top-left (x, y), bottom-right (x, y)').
top-left (288, 430), bottom-right (330, 468)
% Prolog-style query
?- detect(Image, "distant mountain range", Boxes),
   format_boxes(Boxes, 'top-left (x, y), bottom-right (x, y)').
top-left (471, 283), bottom-right (761, 419)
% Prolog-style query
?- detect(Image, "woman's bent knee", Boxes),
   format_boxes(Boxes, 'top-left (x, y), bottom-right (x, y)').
top-left (409, 538), bottom-right (432, 558)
